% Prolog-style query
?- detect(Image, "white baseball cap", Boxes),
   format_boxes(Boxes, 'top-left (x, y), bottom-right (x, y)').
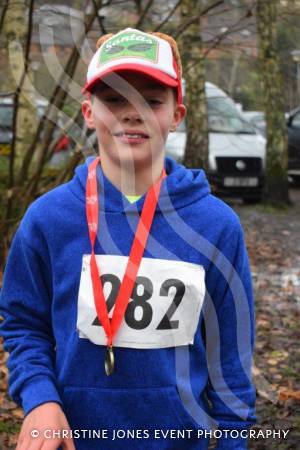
top-left (82, 28), bottom-right (183, 103)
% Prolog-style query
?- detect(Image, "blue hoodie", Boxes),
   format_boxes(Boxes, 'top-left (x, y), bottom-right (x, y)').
top-left (0, 156), bottom-right (256, 449)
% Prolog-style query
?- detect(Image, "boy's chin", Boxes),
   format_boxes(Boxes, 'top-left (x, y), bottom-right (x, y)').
top-left (113, 147), bottom-right (164, 168)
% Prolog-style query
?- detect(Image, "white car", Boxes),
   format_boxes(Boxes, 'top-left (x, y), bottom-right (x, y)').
top-left (242, 111), bottom-right (266, 137)
top-left (166, 82), bottom-right (266, 203)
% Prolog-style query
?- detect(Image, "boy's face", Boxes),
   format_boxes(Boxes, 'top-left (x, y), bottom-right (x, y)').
top-left (82, 71), bottom-right (186, 169)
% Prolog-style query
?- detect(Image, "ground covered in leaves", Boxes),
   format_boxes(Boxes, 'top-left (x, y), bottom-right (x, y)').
top-left (0, 188), bottom-right (299, 449)
top-left (232, 187), bottom-right (300, 449)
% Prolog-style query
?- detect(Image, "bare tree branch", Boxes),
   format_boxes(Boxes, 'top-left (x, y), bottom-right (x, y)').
top-left (5, 0), bottom-right (35, 228)
top-left (17, 0), bottom-right (103, 195)
top-left (203, 9), bottom-right (253, 58)
top-left (0, 0), bottom-right (9, 34)
top-left (92, 0), bottom-right (108, 34)
top-left (8, 0), bottom-right (34, 186)
top-left (135, 0), bottom-right (155, 28)
top-left (154, 0), bottom-right (182, 32)
top-left (133, 0), bottom-right (143, 16)
top-left (174, 0), bottom-right (224, 39)
top-left (103, 0), bottom-right (133, 5)
top-left (45, 108), bottom-right (83, 164)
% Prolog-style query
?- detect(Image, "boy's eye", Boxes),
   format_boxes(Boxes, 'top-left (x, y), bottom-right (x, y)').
top-left (103, 96), bottom-right (126, 103)
top-left (147, 99), bottom-right (163, 106)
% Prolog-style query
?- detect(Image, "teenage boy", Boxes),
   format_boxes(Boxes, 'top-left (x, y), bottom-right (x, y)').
top-left (0, 28), bottom-right (256, 450)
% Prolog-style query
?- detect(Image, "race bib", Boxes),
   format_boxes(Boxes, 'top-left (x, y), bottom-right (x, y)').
top-left (77, 255), bottom-right (205, 349)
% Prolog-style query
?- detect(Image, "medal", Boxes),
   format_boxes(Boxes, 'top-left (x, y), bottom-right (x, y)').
top-left (105, 345), bottom-right (115, 376)
top-left (86, 157), bottom-right (166, 375)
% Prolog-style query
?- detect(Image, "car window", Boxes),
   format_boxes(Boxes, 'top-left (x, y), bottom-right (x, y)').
top-left (291, 111), bottom-right (300, 129)
top-left (0, 105), bottom-right (13, 128)
top-left (207, 96), bottom-right (255, 134)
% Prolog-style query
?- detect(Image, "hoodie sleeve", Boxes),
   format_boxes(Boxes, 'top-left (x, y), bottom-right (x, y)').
top-left (0, 223), bottom-right (62, 417)
top-left (204, 215), bottom-right (256, 449)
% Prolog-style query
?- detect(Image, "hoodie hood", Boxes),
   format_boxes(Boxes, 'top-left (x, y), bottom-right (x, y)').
top-left (68, 156), bottom-right (211, 213)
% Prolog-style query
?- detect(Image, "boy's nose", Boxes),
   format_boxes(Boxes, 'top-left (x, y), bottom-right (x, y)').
top-left (121, 104), bottom-right (144, 123)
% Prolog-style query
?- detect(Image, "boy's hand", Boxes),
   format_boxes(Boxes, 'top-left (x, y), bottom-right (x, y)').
top-left (16, 402), bottom-right (76, 450)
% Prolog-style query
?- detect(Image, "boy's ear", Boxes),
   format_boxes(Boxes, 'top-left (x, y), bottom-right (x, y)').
top-left (171, 103), bottom-right (186, 130)
top-left (82, 99), bottom-right (95, 129)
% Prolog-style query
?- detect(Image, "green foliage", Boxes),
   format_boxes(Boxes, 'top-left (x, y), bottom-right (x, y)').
top-left (0, 419), bottom-right (21, 434)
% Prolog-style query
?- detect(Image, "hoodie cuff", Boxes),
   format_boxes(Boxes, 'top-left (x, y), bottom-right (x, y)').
top-left (20, 376), bottom-right (63, 417)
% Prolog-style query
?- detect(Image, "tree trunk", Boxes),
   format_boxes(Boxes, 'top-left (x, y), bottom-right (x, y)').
top-left (256, 0), bottom-right (290, 205)
top-left (16, 0), bottom-right (103, 209)
top-left (180, 0), bottom-right (209, 170)
top-left (0, 0), bottom-right (103, 271)
top-left (3, 0), bottom-right (38, 168)
top-left (0, 0), bottom-right (37, 269)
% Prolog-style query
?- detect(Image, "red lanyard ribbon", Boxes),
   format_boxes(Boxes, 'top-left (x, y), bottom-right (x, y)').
top-left (86, 157), bottom-right (166, 363)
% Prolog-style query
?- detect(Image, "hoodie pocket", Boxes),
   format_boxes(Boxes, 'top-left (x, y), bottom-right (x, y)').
top-left (164, 386), bottom-right (204, 431)
top-left (61, 385), bottom-right (200, 448)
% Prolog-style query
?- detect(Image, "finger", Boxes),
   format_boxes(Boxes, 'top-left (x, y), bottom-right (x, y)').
top-left (18, 436), bottom-right (44, 450)
top-left (16, 435), bottom-right (25, 450)
top-left (16, 427), bottom-right (41, 450)
top-left (27, 438), bottom-right (45, 450)
top-left (15, 429), bottom-right (29, 449)
top-left (61, 437), bottom-right (76, 450)
top-left (40, 438), bottom-right (64, 450)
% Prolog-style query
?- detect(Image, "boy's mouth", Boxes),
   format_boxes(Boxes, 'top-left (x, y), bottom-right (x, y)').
top-left (113, 130), bottom-right (149, 144)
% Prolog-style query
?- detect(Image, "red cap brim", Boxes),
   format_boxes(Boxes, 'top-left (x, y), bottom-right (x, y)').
top-left (82, 64), bottom-right (181, 101)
